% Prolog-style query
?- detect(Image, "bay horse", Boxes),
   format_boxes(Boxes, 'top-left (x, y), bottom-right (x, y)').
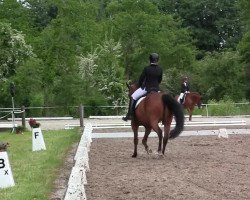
top-left (175, 92), bottom-right (202, 121)
top-left (126, 82), bottom-right (184, 157)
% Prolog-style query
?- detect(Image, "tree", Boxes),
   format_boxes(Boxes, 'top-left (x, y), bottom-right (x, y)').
top-left (0, 22), bottom-right (33, 80)
top-left (79, 36), bottom-right (126, 107)
top-left (156, 0), bottom-right (242, 54)
top-left (12, 58), bottom-right (44, 109)
top-left (238, 0), bottom-right (250, 100)
top-left (0, 0), bottom-right (31, 33)
top-left (25, 0), bottom-right (58, 31)
top-left (105, 0), bottom-right (195, 80)
top-left (195, 50), bottom-right (246, 101)
top-left (30, 1), bottom-right (104, 109)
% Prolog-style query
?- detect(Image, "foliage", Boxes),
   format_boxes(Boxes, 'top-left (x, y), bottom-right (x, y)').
top-left (163, 67), bottom-right (193, 95)
top-left (79, 36), bottom-right (127, 106)
top-left (238, 0), bottom-right (250, 100)
top-left (0, 0), bottom-right (248, 115)
top-left (0, 0), bottom-right (32, 36)
top-left (0, 22), bottom-right (33, 80)
top-left (194, 50), bottom-right (246, 102)
top-left (156, 0), bottom-right (242, 54)
top-left (105, 0), bottom-right (196, 80)
top-left (25, 0), bottom-right (58, 31)
top-left (206, 99), bottom-right (241, 116)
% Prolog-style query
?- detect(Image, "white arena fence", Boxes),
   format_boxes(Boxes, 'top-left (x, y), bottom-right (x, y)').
top-left (64, 123), bottom-right (93, 200)
top-left (0, 108), bottom-right (24, 130)
top-left (65, 118), bottom-right (246, 130)
top-left (0, 101), bottom-right (249, 120)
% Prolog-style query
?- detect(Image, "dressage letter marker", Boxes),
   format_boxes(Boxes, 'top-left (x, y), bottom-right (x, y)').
top-left (0, 152), bottom-right (15, 188)
top-left (32, 127), bottom-right (46, 151)
top-left (218, 128), bottom-right (229, 138)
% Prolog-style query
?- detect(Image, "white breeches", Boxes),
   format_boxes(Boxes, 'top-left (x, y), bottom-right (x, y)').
top-left (178, 93), bottom-right (184, 102)
top-left (131, 88), bottom-right (147, 100)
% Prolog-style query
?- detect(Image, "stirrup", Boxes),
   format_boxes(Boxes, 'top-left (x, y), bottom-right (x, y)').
top-left (122, 115), bottom-right (132, 121)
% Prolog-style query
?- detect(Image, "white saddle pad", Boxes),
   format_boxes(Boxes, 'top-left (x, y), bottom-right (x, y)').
top-left (135, 97), bottom-right (146, 108)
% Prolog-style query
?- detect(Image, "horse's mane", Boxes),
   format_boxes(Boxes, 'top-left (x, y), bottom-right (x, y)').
top-left (190, 91), bottom-right (201, 96)
top-left (129, 80), bottom-right (139, 88)
top-left (189, 92), bottom-right (202, 102)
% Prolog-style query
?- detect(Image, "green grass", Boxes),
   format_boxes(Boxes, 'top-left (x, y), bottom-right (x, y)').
top-left (189, 100), bottom-right (250, 116)
top-left (0, 129), bottom-right (81, 200)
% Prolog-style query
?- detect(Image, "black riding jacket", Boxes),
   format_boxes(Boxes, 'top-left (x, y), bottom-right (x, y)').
top-left (181, 82), bottom-right (190, 93)
top-left (138, 64), bottom-right (163, 92)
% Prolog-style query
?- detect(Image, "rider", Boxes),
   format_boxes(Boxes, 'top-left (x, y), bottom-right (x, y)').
top-left (122, 53), bottom-right (163, 121)
top-left (178, 76), bottom-right (190, 104)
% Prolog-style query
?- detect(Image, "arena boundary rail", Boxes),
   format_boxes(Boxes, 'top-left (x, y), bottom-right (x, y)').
top-left (64, 123), bottom-right (92, 200)
top-left (65, 119), bottom-right (246, 130)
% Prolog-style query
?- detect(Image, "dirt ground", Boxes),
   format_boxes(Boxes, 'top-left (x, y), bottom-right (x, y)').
top-left (85, 135), bottom-right (250, 200)
top-left (48, 117), bottom-right (250, 200)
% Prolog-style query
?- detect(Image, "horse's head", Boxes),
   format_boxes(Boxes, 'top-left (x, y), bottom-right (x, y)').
top-left (197, 97), bottom-right (202, 109)
top-left (188, 92), bottom-right (202, 108)
top-left (126, 81), bottom-right (139, 96)
top-left (194, 93), bottom-right (202, 109)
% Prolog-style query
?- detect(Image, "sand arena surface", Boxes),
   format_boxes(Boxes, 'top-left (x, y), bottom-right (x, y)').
top-left (85, 135), bottom-right (250, 200)
top-left (48, 116), bottom-right (250, 199)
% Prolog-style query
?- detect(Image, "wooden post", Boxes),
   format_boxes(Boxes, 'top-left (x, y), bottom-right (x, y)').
top-left (21, 106), bottom-right (26, 128)
top-left (79, 104), bottom-right (84, 128)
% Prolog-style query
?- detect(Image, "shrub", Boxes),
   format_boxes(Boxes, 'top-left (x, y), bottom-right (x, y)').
top-left (207, 99), bottom-right (241, 116)
top-left (28, 118), bottom-right (41, 128)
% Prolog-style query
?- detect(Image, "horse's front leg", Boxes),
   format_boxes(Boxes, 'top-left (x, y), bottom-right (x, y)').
top-left (189, 112), bottom-right (192, 121)
top-left (142, 128), bottom-right (152, 154)
top-left (131, 122), bottom-right (139, 158)
top-left (187, 108), bottom-right (192, 121)
top-left (132, 131), bottom-right (138, 158)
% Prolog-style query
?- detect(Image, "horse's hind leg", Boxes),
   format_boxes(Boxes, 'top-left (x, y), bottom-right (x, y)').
top-left (142, 128), bottom-right (152, 154)
top-left (151, 122), bottom-right (163, 154)
top-left (162, 125), bottom-right (170, 155)
top-left (162, 115), bottom-right (173, 155)
top-left (131, 122), bottom-right (139, 158)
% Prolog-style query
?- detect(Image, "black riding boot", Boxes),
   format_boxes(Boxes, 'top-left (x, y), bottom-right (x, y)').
top-left (122, 98), bottom-right (135, 121)
top-left (180, 98), bottom-right (184, 104)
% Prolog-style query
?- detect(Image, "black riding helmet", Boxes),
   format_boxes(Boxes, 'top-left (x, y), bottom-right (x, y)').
top-left (183, 76), bottom-right (188, 81)
top-left (149, 53), bottom-right (159, 64)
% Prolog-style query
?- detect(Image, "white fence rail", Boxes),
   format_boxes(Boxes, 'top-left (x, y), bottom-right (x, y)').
top-left (64, 123), bottom-right (92, 200)
top-left (65, 119), bottom-right (246, 130)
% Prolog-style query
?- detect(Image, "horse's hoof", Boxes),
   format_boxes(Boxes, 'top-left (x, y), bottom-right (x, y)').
top-left (132, 153), bottom-right (137, 158)
top-left (156, 151), bottom-right (164, 157)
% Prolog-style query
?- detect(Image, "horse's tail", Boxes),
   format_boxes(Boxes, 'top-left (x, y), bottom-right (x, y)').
top-left (162, 94), bottom-right (184, 139)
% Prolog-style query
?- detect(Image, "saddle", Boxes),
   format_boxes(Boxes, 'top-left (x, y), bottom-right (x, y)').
top-left (135, 90), bottom-right (160, 108)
